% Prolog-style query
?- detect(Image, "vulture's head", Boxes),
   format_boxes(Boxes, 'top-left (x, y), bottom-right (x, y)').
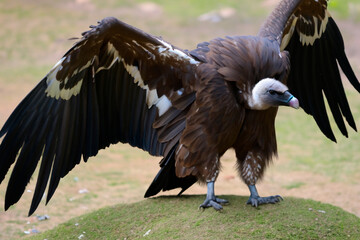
top-left (247, 78), bottom-right (299, 110)
top-left (212, 36), bottom-right (298, 111)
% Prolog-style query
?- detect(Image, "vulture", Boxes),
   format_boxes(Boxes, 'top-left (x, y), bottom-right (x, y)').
top-left (0, 0), bottom-right (359, 215)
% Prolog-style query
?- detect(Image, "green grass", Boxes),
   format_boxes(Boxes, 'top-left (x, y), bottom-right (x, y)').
top-left (283, 181), bottom-right (306, 190)
top-left (329, 0), bottom-right (360, 20)
top-left (93, 0), bottom-right (268, 19)
top-left (92, 0), bottom-right (360, 21)
top-left (27, 195), bottom-right (360, 240)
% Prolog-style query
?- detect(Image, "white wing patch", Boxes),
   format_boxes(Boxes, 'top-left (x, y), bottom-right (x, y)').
top-left (122, 60), bottom-right (171, 116)
top-left (122, 61), bottom-right (159, 106)
top-left (281, 10), bottom-right (329, 50)
top-left (298, 12), bottom-right (329, 46)
top-left (45, 57), bottom-right (84, 100)
top-left (280, 17), bottom-right (298, 51)
top-left (153, 38), bottom-right (200, 65)
top-left (95, 42), bottom-right (120, 73)
top-left (45, 41), bottom-right (173, 116)
top-left (156, 95), bottom-right (172, 116)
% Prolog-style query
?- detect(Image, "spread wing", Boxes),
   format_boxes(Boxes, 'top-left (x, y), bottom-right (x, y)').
top-left (0, 17), bottom-right (199, 215)
top-left (259, 0), bottom-right (360, 142)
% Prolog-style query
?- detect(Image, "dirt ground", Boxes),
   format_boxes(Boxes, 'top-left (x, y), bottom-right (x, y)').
top-left (0, 0), bottom-right (359, 239)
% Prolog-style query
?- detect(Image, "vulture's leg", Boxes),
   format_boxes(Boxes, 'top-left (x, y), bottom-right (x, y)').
top-left (237, 151), bottom-right (282, 207)
top-left (199, 181), bottom-right (228, 210)
top-left (246, 184), bottom-right (283, 207)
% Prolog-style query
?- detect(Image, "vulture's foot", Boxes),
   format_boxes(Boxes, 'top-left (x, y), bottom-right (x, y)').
top-left (199, 181), bottom-right (229, 211)
top-left (247, 185), bottom-right (283, 207)
top-left (246, 195), bottom-right (283, 207)
top-left (199, 197), bottom-right (229, 210)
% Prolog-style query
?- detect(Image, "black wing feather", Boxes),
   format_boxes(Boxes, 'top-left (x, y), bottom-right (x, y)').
top-left (320, 37), bottom-right (348, 137)
top-left (144, 144), bottom-right (197, 198)
top-left (259, 0), bottom-right (359, 142)
top-left (326, 18), bottom-right (359, 131)
top-left (285, 17), bottom-right (359, 142)
top-left (0, 17), bottom-right (197, 215)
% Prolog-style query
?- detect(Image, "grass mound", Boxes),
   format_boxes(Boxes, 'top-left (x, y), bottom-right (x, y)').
top-left (28, 195), bottom-right (360, 239)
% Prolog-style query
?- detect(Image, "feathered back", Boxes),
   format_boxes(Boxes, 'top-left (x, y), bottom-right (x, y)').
top-left (209, 36), bottom-right (290, 90)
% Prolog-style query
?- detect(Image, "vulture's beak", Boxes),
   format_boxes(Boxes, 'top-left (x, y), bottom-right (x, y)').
top-left (283, 91), bottom-right (299, 109)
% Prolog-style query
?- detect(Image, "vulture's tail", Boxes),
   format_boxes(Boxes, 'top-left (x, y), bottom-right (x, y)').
top-left (144, 144), bottom-right (197, 198)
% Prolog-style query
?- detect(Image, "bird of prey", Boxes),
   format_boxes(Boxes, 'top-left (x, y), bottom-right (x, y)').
top-left (0, 0), bottom-right (359, 215)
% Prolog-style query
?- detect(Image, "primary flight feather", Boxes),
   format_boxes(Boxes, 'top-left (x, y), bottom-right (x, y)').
top-left (0, 0), bottom-right (359, 215)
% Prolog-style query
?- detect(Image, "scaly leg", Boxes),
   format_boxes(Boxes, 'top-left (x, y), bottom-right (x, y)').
top-left (199, 181), bottom-right (228, 210)
top-left (247, 185), bottom-right (283, 207)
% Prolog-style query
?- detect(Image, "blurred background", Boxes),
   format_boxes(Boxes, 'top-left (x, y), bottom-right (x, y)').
top-left (0, 0), bottom-right (359, 238)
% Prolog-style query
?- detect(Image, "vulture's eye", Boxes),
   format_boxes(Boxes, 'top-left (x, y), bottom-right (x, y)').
top-left (268, 90), bottom-right (284, 96)
top-left (268, 90), bottom-right (276, 95)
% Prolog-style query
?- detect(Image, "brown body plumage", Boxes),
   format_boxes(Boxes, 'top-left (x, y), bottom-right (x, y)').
top-left (0, 0), bottom-right (359, 214)
top-left (176, 36), bottom-right (286, 184)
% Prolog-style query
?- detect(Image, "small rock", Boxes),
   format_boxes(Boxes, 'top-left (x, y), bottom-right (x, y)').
top-left (78, 188), bottom-right (89, 194)
top-left (198, 11), bottom-right (222, 23)
top-left (143, 229), bottom-right (151, 237)
top-left (219, 8), bottom-right (236, 18)
top-left (198, 8), bottom-right (236, 23)
top-left (37, 215), bottom-right (50, 221)
top-left (138, 2), bottom-right (162, 14)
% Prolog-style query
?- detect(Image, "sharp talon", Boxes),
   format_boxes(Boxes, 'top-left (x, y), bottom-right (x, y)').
top-left (199, 199), bottom-right (224, 211)
top-left (210, 200), bottom-right (223, 210)
top-left (215, 197), bottom-right (229, 205)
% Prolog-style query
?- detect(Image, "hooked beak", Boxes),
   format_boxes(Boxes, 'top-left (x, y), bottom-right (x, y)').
top-left (283, 91), bottom-right (299, 109)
